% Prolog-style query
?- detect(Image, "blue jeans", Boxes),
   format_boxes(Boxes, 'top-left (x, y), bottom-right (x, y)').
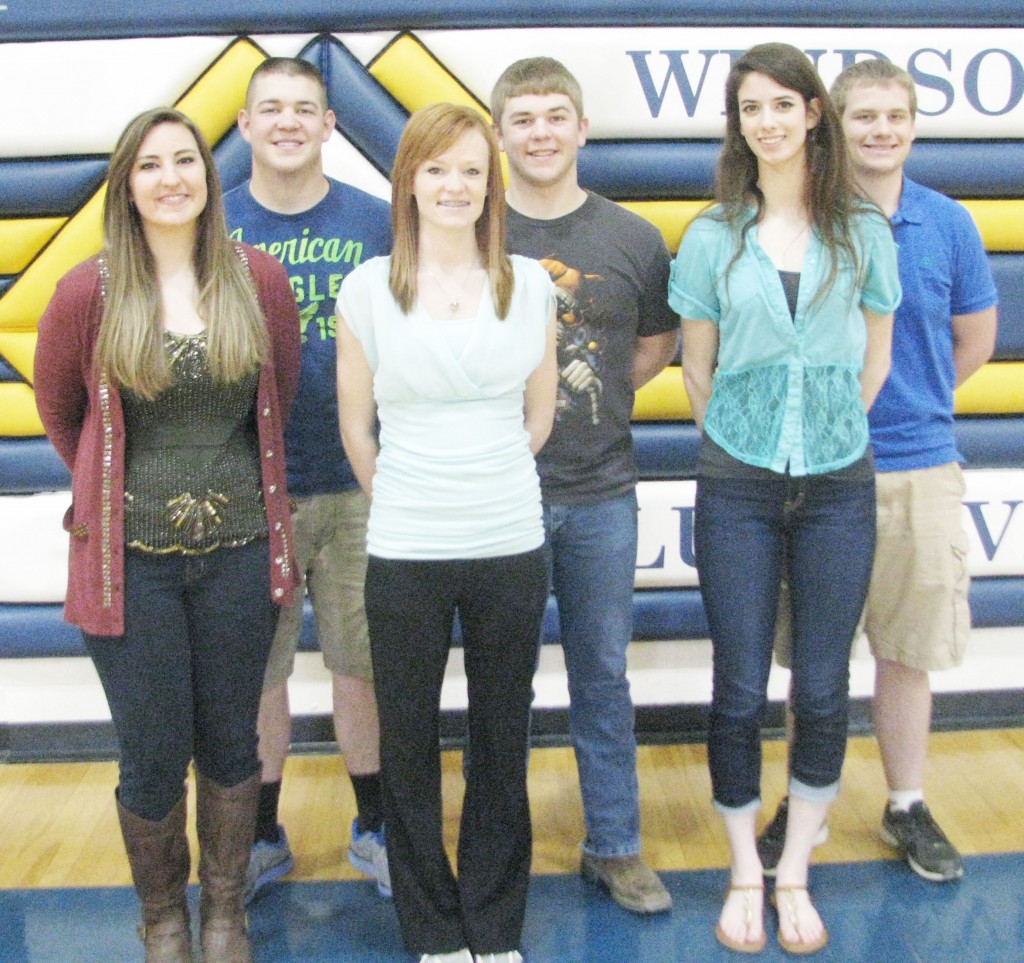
top-left (84, 540), bottom-right (278, 821)
top-left (545, 492), bottom-right (641, 858)
top-left (695, 468), bottom-right (876, 810)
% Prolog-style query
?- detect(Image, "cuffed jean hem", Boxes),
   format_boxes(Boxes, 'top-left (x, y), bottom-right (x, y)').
top-left (697, 465), bottom-right (875, 817)
top-left (789, 776), bottom-right (840, 805)
top-left (713, 797), bottom-right (762, 818)
top-left (581, 839), bottom-right (642, 860)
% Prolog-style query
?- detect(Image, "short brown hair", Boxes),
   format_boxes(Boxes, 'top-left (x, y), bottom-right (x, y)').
top-left (245, 57), bottom-right (329, 111)
top-left (490, 57), bottom-right (584, 125)
top-left (389, 103), bottom-right (513, 318)
top-left (830, 58), bottom-right (917, 119)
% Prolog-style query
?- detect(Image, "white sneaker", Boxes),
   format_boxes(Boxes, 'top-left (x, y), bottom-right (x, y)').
top-left (475, 954), bottom-right (524, 963)
top-left (348, 817), bottom-right (391, 898)
top-left (419, 951), bottom-right (473, 963)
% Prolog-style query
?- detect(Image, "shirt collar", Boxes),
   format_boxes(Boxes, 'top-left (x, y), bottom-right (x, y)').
top-left (892, 176), bottom-right (926, 227)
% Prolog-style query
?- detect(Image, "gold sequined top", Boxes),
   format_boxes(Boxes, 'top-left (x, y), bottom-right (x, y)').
top-left (122, 331), bottom-right (267, 554)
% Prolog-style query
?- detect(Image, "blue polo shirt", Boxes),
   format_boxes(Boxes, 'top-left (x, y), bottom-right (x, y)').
top-left (869, 177), bottom-right (998, 472)
top-left (669, 206), bottom-right (901, 476)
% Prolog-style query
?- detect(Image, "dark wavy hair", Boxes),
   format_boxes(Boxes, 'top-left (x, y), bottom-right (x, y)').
top-left (714, 43), bottom-right (864, 304)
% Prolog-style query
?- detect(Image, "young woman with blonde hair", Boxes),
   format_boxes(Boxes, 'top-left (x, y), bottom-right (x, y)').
top-left (337, 102), bottom-right (557, 963)
top-left (35, 107), bottom-right (300, 963)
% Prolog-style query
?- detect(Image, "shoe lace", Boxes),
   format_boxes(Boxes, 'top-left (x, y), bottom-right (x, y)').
top-left (909, 806), bottom-right (949, 845)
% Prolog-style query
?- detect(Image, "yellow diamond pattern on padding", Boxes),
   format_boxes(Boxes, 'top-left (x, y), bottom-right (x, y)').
top-left (370, 33), bottom-right (485, 115)
top-left (961, 200), bottom-right (1024, 252)
top-left (0, 219), bottom-right (68, 275)
top-left (368, 33), bottom-right (510, 188)
top-left (0, 383), bottom-right (44, 437)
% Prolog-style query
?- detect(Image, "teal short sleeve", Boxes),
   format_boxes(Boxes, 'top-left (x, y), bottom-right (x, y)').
top-left (859, 214), bottom-right (902, 316)
top-left (668, 218), bottom-right (721, 324)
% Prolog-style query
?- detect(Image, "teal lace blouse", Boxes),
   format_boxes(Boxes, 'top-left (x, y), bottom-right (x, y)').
top-left (669, 208), bottom-right (901, 476)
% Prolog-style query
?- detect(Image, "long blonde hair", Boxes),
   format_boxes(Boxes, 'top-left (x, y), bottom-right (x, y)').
top-left (388, 103), bottom-right (513, 318)
top-left (96, 107), bottom-right (267, 398)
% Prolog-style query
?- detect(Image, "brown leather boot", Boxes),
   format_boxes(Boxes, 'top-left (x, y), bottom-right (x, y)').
top-left (196, 772), bottom-right (259, 963)
top-left (116, 794), bottom-right (193, 963)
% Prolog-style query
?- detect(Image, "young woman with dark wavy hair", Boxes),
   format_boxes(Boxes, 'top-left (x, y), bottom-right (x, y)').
top-left (669, 44), bottom-right (901, 954)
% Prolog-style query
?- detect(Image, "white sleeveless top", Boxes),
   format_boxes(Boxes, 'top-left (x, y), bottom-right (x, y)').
top-left (337, 255), bottom-right (554, 560)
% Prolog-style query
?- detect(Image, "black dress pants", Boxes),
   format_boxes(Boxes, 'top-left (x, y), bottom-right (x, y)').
top-left (364, 547), bottom-right (547, 956)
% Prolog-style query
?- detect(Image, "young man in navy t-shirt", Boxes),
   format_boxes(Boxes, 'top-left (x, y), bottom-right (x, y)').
top-left (224, 57), bottom-right (393, 903)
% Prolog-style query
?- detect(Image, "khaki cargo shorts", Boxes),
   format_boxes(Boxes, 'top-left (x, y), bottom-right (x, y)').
top-left (263, 489), bottom-right (373, 688)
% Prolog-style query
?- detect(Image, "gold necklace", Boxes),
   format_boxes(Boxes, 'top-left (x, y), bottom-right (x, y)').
top-left (423, 261), bottom-right (479, 313)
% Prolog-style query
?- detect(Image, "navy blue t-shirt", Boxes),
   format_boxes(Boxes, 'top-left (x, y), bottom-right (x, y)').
top-left (225, 179), bottom-right (392, 496)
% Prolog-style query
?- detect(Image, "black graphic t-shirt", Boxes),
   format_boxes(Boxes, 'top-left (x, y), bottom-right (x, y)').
top-left (506, 192), bottom-right (677, 503)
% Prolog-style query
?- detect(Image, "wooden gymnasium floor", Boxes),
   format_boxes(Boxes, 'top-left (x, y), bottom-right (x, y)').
top-left (2, 731), bottom-right (1023, 962)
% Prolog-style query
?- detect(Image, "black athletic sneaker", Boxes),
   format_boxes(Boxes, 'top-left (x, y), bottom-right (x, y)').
top-left (756, 796), bottom-right (829, 876)
top-left (880, 801), bottom-right (964, 882)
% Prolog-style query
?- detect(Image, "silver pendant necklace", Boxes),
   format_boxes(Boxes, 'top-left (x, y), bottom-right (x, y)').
top-left (424, 261), bottom-right (478, 313)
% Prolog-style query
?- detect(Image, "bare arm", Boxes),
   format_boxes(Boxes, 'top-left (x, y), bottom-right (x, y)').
top-left (860, 308), bottom-right (894, 411)
top-left (680, 318), bottom-right (719, 431)
top-left (952, 305), bottom-right (998, 387)
top-left (524, 306), bottom-right (558, 454)
top-left (336, 313), bottom-right (379, 499)
top-left (631, 328), bottom-right (680, 389)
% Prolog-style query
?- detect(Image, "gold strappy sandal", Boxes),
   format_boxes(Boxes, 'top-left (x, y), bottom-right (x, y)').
top-left (715, 884), bottom-right (767, 954)
top-left (775, 886), bottom-right (829, 955)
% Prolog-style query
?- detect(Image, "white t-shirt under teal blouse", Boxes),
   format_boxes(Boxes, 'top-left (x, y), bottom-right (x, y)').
top-left (338, 255), bottom-right (555, 560)
top-left (668, 207), bottom-right (901, 476)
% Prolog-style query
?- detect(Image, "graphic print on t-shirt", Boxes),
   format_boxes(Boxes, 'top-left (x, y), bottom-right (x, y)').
top-left (229, 225), bottom-right (365, 345)
top-left (540, 257), bottom-right (606, 426)
top-left (224, 179), bottom-right (392, 497)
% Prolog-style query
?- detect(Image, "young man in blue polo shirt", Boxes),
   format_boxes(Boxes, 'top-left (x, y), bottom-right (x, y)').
top-left (760, 58), bottom-right (998, 882)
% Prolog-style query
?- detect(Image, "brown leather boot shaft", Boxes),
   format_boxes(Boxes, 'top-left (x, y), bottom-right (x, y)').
top-left (196, 772), bottom-right (259, 963)
top-left (116, 793), bottom-right (192, 963)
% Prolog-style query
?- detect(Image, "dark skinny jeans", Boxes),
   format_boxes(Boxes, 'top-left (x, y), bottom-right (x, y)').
top-left (695, 462), bottom-right (876, 810)
top-left (84, 540), bottom-right (278, 820)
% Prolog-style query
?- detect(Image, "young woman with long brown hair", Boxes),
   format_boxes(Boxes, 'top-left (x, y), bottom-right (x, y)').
top-left (669, 44), bottom-right (900, 954)
top-left (35, 107), bottom-right (300, 963)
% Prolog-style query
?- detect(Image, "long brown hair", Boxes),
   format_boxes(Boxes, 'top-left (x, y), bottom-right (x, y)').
top-left (388, 103), bottom-right (513, 318)
top-left (714, 43), bottom-right (866, 302)
top-left (97, 107), bottom-right (267, 398)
